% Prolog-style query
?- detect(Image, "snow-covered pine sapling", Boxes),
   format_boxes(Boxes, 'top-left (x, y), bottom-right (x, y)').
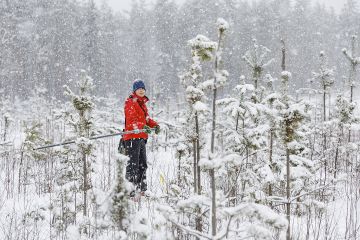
top-left (217, 75), bottom-right (253, 139)
top-left (180, 34), bottom-right (216, 235)
top-left (180, 34), bottom-right (217, 195)
top-left (175, 139), bottom-right (189, 188)
top-left (342, 35), bottom-right (359, 103)
top-left (280, 70), bottom-right (307, 240)
top-left (312, 51), bottom-right (335, 124)
top-left (280, 43), bottom-right (293, 240)
top-left (242, 38), bottom-right (274, 102)
top-left (333, 91), bottom-right (360, 240)
top-left (239, 40), bottom-right (274, 180)
top-left (216, 42), bottom-right (272, 206)
top-left (210, 18), bottom-right (229, 153)
top-left (217, 76), bottom-right (262, 204)
top-left (312, 51), bottom-right (334, 184)
top-left (111, 154), bottom-right (130, 234)
top-left (281, 70), bottom-right (292, 240)
top-left (334, 95), bottom-right (358, 172)
top-left (209, 17), bottom-right (229, 237)
top-left (164, 105), bottom-right (193, 196)
top-left (235, 76), bottom-right (252, 133)
top-left (64, 70), bottom-right (95, 218)
top-left (342, 35), bottom-right (359, 143)
top-left (262, 74), bottom-right (281, 200)
top-left (20, 122), bottom-right (48, 192)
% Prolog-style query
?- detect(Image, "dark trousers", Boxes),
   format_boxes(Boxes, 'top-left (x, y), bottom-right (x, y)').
top-left (124, 138), bottom-right (147, 191)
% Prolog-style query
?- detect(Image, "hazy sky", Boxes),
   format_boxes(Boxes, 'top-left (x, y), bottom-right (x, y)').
top-left (100, 0), bottom-right (347, 13)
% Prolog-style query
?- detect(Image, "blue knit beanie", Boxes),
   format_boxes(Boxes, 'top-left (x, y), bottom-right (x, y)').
top-left (133, 79), bottom-right (146, 92)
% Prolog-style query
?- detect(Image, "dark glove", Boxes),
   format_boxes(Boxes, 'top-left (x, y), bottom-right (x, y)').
top-left (143, 125), bottom-right (152, 134)
top-left (155, 125), bottom-right (160, 134)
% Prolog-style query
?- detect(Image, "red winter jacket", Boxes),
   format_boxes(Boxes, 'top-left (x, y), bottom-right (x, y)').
top-left (123, 93), bottom-right (158, 141)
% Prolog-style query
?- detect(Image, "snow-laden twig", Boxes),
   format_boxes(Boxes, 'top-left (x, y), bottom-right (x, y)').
top-left (167, 218), bottom-right (213, 240)
top-left (0, 141), bottom-right (12, 146)
top-left (266, 181), bottom-right (342, 205)
top-left (289, 181), bottom-right (342, 202)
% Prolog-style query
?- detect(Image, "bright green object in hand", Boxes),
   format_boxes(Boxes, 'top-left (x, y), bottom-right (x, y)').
top-left (155, 125), bottom-right (160, 134)
top-left (143, 125), bottom-right (152, 134)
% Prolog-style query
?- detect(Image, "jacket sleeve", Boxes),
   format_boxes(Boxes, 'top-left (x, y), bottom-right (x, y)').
top-left (125, 99), bottom-right (146, 130)
top-left (146, 117), bottom-right (158, 128)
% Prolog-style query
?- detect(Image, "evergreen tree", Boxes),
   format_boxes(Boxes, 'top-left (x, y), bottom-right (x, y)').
top-left (111, 154), bottom-right (130, 234)
top-left (82, 0), bottom-right (102, 93)
top-left (64, 70), bottom-right (95, 218)
top-left (151, 0), bottom-right (180, 99)
top-left (180, 34), bottom-right (217, 234)
top-left (50, 70), bottom-right (96, 237)
top-left (339, 0), bottom-right (360, 37)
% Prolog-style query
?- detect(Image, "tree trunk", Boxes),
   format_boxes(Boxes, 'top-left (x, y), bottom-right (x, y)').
top-left (178, 152), bottom-right (182, 186)
top-left (268, 127), bottom-right (274, 206)
top-left (281, 39), bottom-right (286, 72)
top-left (194, 112), bottom-right (202, 234)
top-left (282, 39), bottom-right (291, 240)
top-left (323, 85), bottom-right (327, 186)
top-left (3, 115), bottom-right (9, 142)
top-left (348, 36), bottom-right (357, 142)
top-left (208, 26), bottom-right (226, 237)
top-left (193, 139), bottom-right (197, 193)
top-left (286, 148), bottom-right (291, 240)
top-left (83, 153), bottom-right (87, 217)
top-left (195, 112), bottom-right (201, 194)
top-left (210, 71), bottom-right (218, 237)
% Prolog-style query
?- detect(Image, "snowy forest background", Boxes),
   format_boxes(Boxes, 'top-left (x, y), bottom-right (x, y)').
top-left (1, 0), bottom-right (360, 239)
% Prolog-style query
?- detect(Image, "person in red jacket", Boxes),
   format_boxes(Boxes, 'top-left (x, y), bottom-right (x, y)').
top-left (123, 79), bottom-right (160, 196)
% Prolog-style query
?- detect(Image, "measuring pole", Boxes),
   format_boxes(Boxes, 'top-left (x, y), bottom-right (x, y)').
top-left (34, 128), bottom-right (155, 150)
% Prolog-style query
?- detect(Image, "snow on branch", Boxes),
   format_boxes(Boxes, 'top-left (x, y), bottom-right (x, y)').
top-left (188, 35), bottom-right (217, 61)
top-left (177, 195), bottom-right (211, 210)
top-left (216, 18), bottom-right (229, 32)
top-left (199, 153), bottom-right (245, 170)
top-left (281, 71), bottom-right (292, 80)
top-left (222, 203), bottom-right (288, 230)
top-left (193, 101), bottom-right (208, 112)
top-left (185, 85), bottom-right (204, 103)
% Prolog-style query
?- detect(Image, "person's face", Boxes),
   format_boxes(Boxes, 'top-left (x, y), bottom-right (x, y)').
top-left (135, 88), bottom-right (146, 97)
